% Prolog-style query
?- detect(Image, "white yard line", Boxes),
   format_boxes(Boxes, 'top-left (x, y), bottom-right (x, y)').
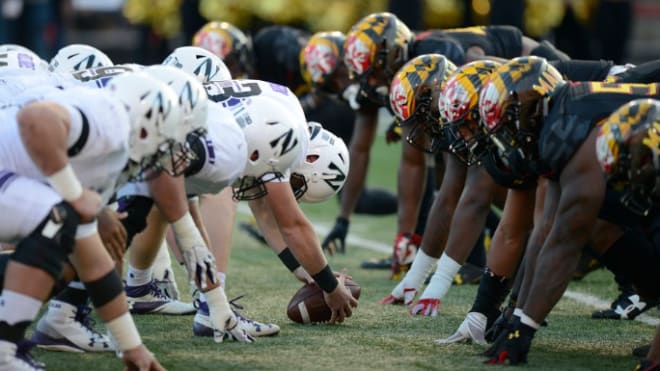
top-left (237, 204), bottom-right (659, 326)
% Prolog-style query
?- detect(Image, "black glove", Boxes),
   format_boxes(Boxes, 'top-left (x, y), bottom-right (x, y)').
top-left (485, 319), bottom-right (536, 366)
top-left (385, 121), bottom-right (402, 144)
top-left (322, 217), bottom-right (349, 255)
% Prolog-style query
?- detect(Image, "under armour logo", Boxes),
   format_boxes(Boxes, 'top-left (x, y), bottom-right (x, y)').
top-left (508, 330), bottom-right (520, 340)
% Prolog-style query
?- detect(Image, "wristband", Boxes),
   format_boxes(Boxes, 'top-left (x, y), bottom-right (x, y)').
top-left (47, 164), bottom-right (83, 201)
top-left (106, 312), bottom-right (142, 351)
top-left (336, 217), bottom-right (349, 228)
top-left (171, 212), bottom-right (203, 250)
top-left (311, 265), bottom-right (338, 293)
top-left (277, 247), bottom-right (301, 272)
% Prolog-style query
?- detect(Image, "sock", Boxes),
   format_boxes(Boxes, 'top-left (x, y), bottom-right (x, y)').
top-left (152, 240), bottom-right (172, 281)
top-left (54, 281), bottom-right (88, 306)
top-left (420, 253), bottom-right (461, 300)
top-left (392, 249), bottom-right (438, 298)
top-left (470, 267), bottom-right (509, 320)
top-left (126, 265), bottom-right (153, 287)
top-left (217, 272), bottom-right (226, 289)
top-left (0, 290), bottom-right (41, 342)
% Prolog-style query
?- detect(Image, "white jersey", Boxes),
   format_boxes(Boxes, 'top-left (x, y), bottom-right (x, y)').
top-left (185, 102), bottom-right (247, 195)
top-left (0, 70), bottom-right (76, 106)
top-left (204, 79), bottom-right (309, 173)
top-left (0, 86), bottom-right (130, 205)
top-left (118, 102), bottom-right (248, 198)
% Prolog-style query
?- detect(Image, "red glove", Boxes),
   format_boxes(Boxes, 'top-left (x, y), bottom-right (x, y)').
top-left (391, 232), bottom-right (422, 280)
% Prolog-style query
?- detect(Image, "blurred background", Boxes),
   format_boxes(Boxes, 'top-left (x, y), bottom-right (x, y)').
top-left (1, 0), bottom-right (658, 66)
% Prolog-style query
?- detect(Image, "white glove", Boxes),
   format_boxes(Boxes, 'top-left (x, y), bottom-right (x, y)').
top-left (205, 287), bottom-right (254, 343)
top-left (181, 245), bottom-right (217, 290)
top-left (171, 213), bottom-right (218, 290)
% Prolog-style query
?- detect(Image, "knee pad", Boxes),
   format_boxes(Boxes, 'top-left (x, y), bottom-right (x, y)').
top-left (84, 269), bottom-right (125, 308)
top-left (530, 40), bottom-right (570, 61)
top-left (11, 202), bottom-right (79, 280)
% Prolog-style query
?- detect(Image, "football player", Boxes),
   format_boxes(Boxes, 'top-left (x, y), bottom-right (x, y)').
top-left (0, 72), bottom-right (177, 370)
top-left (472, 57), bottom-right (660, 365)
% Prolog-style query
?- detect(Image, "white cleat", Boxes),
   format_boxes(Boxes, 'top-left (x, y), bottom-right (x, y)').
top-left (193, 296), bottom-right (279, 339)
top-left (31, 300), bottom-right (113, 352)
top-left (126, 280), bottom-right (195, 315)
top-left (0, 340), bottom-right (45, 371)
top-left (435, 312), bottom-right (487, 345)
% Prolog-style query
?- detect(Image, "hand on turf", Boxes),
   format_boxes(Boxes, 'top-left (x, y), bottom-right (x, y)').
top-left (70, 189), bottom-right (102, 223)
top-left (98, 207), bottom-right (128, 262)
top-left (123, 344), bottom-right (166, 371)
top-left (485, 321), bottom-right (536, 366)
top-left (323, 271), bottom-right (358, 324)
top-left (181, 245), bottom-right (217, 291)
top-left (322, 217), bottom-right (349, 255)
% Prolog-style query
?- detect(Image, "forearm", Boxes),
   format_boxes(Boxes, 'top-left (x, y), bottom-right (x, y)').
top-left (486, 188), bottom-right (536, 277)
top-left (339, 149), bottom-right (369, 219)
top-left (149, 173), bottom-right (189, 222)
top-left (248, 197), bottom-right (287, 253)
top-left (444, 178), bottom-right (496, 263)
top-left (280, 218), bottom-right (327, 275)
top-left (397, 141), bottom-right (426, 233)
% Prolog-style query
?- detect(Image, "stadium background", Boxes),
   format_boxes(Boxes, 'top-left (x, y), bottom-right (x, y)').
top-left (1, 0), bottom-right (659, 66)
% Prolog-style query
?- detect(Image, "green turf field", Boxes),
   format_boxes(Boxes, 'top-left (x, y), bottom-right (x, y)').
top-left (32, 128), bottom-right (659, 370)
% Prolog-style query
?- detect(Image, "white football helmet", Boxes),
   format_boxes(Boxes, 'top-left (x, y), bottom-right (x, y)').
top-left (105, 72), bottom-right (185, 180)
top-left (231, 96), bottom-right (305, 200)
top-left (162, 46), bottom-right (231, 83)
top-left (49, 44), bottom-right (113, 73)
top-left (292, 122), bottom-right (350, 203)
top-left (0, 50), bottom-right (49, 73)
top-left (144, 65), bottom-right (209, 138)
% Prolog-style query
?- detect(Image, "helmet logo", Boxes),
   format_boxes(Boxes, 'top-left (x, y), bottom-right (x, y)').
top-left (304, 42), bottom-right (337, 83)
top-left (344, 36), bottom-right (372, 75)
top-left (196, 30), bottom-right (231, 58)
top-left (596, 129), bottom-right (616, 174)
top-left (269, 127), bottom-right (299, 156)
top-left (389, 76), bottom-right (410, 121)
top-left (194, 57), bottom-right (219, 81)
top-left (72, 54), bottom-right (98, 71)
top-left (479, 82), bottom-right (502, 131)
top-left (324, 162), bottom-right (346, 191)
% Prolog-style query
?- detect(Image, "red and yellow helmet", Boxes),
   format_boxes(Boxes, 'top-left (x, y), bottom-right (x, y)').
top-left (343, 12), bottom-right (413, 106)
top-left (299, 31), bottom-right (346, 93)
top-left (192, 21), bottom-right (252, 78)
top-left (439, 60), bottom-right (501, 165)
top-left (478, 56), bottom-right (565, 165)
top-left (388, 54), bottom-right (456, 153)
top-left (597, 99), bottom-right (660, 215)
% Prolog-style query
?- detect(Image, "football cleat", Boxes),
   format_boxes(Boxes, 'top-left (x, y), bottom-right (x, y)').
top-left (360, 256), bottom-right (392, 270)
top-left (0, 340), bottom-right (45, 371)
top-left (592, 292), bottom-right (655, 320)
top-left (193, 296), bottom-right (279, 338)
top-left (436, 312), bottom-right (488, 345)
top-left (409, 298), bottom-right (440, 316)
top-left (126, 280), bottom-right (196, 315)
top-left (154, 269), bottom-right (181, 300)
top-left (31, 300), bottom-right (113, 352)
top-left (391, 233), bottom-right (421, 280)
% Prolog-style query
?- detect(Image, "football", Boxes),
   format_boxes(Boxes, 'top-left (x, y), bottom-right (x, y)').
top-left (286, 278), bottom-right (361, 324)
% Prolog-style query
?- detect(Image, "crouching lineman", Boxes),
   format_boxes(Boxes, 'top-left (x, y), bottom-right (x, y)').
top-left (595, 100), bottom-right (660, 371)
top-left (0, 72), bottom-right (174, 370)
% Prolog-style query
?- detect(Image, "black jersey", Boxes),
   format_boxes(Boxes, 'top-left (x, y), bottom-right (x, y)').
top-left (411, 31), bottom-right (466, 65)
top-left (538, 82), bottom-right (660, 178)
top-left (444, 25), bottom-right (523, 59)
top-left (550, 59), bottom-right (613, 82)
